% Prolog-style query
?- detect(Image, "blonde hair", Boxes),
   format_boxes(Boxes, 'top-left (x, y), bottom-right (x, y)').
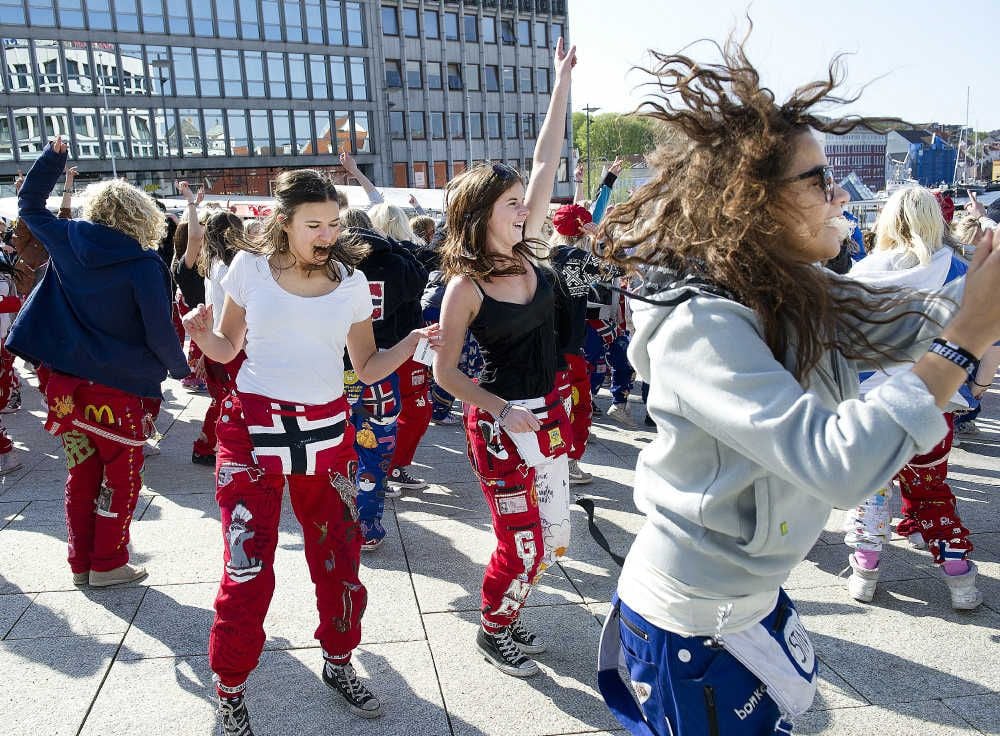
top-left (369, 203), bottom-right (417, 242)
top-left (82, 179), bottom-right (165, 250)
top-left (952, 213), bottom-right (983, 246)
top-left (874, 187), bottom-right (945, 268)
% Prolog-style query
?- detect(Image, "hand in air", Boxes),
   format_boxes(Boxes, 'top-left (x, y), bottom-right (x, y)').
top-left (49, 136), bottom-right (68, 155)
top-left (553, 37), bottom-right (577, 80)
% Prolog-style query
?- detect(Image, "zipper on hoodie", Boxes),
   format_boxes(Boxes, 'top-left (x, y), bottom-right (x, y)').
top-left (703, 685), bottom-right (720, 736)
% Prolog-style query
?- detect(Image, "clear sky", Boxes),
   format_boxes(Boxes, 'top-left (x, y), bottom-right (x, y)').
top-left (567, 0), bottom-right (999, 131)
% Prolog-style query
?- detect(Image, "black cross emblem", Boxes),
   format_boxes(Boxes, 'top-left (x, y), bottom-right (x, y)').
top-left (249, 403), bottom-right (346, 475)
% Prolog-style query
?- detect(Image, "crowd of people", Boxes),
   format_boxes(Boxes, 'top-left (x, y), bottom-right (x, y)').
top-left (2, 30), bottom-right (1000, 736)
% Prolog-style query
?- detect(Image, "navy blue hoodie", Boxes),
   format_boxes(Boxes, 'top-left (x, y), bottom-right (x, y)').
top-left (7, 145), bottom-right (189, 398)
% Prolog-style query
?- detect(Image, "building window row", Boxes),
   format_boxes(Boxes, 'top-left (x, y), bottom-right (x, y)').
top-left (389, 109), bottom-right (538, 142)
top-left (385, 58), bottom-right (549, 94)
top-left (390, 154), bottom-right (568, 190)
top-left (1, 0), bottom-right (365, 46)
top-left (1, 40), bottom-right (369, 101)
top-left (0, 105), bottom-right (372, 162)
top-left (382, 6), bottom-right (563, 47)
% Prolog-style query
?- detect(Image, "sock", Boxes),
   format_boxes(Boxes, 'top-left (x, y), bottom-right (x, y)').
top-left (854, 549), bottom-right (880, 570)
top-left (942, 559), bottom-right (970, 576)
top-left (324, 652), bottom-right (351, 667)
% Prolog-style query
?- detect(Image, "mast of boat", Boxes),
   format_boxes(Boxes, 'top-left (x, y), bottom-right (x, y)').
top-left (953, 86), bottom-right (970, 185)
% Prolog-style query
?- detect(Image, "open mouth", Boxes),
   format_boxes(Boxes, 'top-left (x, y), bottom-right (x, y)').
top-left (312, 244), bottom-right (332, 259)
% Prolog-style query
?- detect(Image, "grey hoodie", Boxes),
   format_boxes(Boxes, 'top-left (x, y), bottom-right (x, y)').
top-left (618, 274), bottom-right (961, 636)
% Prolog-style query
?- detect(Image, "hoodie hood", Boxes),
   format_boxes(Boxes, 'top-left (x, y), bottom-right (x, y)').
top-left (65, 219), bottom-right (149, 269)
top-left (350, 227), bottom-right (393, 254)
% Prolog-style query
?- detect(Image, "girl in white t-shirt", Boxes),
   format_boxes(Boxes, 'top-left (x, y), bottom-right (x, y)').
top-left (183, 169), bottom-right (440, 735)
top-left (190, 211), bottom-right (244, 466)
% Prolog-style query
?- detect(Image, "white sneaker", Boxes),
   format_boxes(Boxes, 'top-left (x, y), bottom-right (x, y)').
top-left (942, 561), bottom-right (983, 610)
top-left (567, 458), bottom-right (593, 485)
top-left (606, 403), bottom-right (637, 429)
top-left (0, 451), bottom-right (23, 476)
top-left (847, 554), bottom-right (880, 603)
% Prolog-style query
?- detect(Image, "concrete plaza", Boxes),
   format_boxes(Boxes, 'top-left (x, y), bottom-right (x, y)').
top-left (0, 373), bottom-right (998, 735)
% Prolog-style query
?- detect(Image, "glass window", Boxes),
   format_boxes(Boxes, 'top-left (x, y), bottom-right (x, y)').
top-left (58, 0), bottom-right (85, 28)
top-left (484, 65), bottom-right (499, 92)
top-left (517, 19), bottom-right (530, 45)
top-left (141, 0), bottom-right (164, 33)
top-left (413, 161), bottom-right (428, 188)
top-left (500, 19), bottom-right (515, 45)
top-left (156, 107), bottom-right (180, 159)
top-left (249, 109), bottom-right (268, 153)
top-left (227, 109), bottom-right (250, 156)
top-left (345, 2), bottom-right (363, 46)
top-left (551, 22), bottom-right (563, 45)
top-left (304, 0), bottom-right (323, 43)
top-left (284, 1), bottom-right (303, 42)
top-left (267, 52), bottom-right (286, 97)
top-left (293, 110), bottom-right (313, 154)
top-left (197, 49), bottom-right (220, 97)
top-left (13, 108), bottom-right (43, 160)
top-left (28, 0), bottom-right (55, 25)
top-left (315, 110), bottom-right (334, 153)
top-left (33, 40), bottom-right (63, 94)
top-left (86, 0), bottom-right (112, 29)
top-left (384, 59), bottom-right (402, 88)
top-left (444, 11), bottom-right (458, 40)
top-left (166, 0), bottom-right (190, 34)
top-left (310, 55), bottom-right (328, 99)
top-left (71, 107), bottom-right (99, 159)
top-left (502, 65), bottom-right (515, 93)
top-left (1, 0), bottom-right (25, 24)
top-left (521, 113), bottom-right (534, 138)
top-left (0, 114), bottom-right (11, 162)
top-left (289, 53), bottom-right (307, 99)
top-left (389, 110), bottom-right (405, 140)
top-left (426, 62), bottom-right (442, 90)
top-left (535, 67), bottom-right (549, 94)
top-left (101, 107), bottom-right (126, 159)
top-left (519, 67), bottom-right (532, 93)
top-left (430, 111), bottom-right (445, 139)
top-left (405, 60), bottom-right (421, 88)
top-left (409, 111), bottom-right (425, 140)
top-left (244, 51), bottom-right (265, 96)
top-left (402, 7), bottom-right (419, 37)
top-left (261, 1), bottom-right (281, 41)
top-left (349, 57), bottom-right (366, 99)
top-left (116, 0), bottom-right (141, 30)
top-left (482, 16), bottom-right (496, 43)
top-left (192, 1), bottom-right (213, 36)
top-left (353, 110), bottom-right (371, 153)
top-left (381, 5), bottom-right (398, 34)
top-left (470, 112), bottom-right (483, 139)
top-left (171, 48), bottom-right (196, 95)
top-left (126, 107), bottom-right (153, 158)
top-left (216, 0), bottom-right (237, 37)
top-left (463, 14), bottom-right (477, 42)
top-left (178, 108), bottom-right (203, 156)
top-left (220, 49), bottom-right (243, 97)
top-left (534, 20), bottom-right (546, 47)
top-left (203, 108), bottom-right (225, 155)
top-left (146, 45), bottom-right (168, 94)
top-left (330, 56), bottom-right (348, 98)
top-left (558, 156), bottom-right (569, 182)
top-left (449, 112), bottom-right (463, 139)
top-left (465, 63), bottom-right (480, 91)
top-left (424, 10), bottom-right (439, 39)
top-left (119, 44), bottom-right (147, 95)
top-left (504, 112), bottom-right (517, 139)
top-left (6, 41), bottom-right (35, 93)
top-left (486, 112), bottom-right (500, 139)
top-left (272, 110), bottom-right (292, 154)
top-left (447, 63), bottom-right (462, 90)
top-left (326, 0), bottom-right (344, 44)
top-left (239, 0), bottom-right (260, 39)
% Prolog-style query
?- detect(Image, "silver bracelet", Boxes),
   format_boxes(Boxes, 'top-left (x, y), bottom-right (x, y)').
top-left (497, 402), bottom-right (514, 423)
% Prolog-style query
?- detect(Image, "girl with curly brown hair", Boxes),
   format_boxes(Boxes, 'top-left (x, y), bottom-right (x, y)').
top-left (595, 32), bottom-right (1000, 736)
top-left (434, 38), bottom-right (576, 678)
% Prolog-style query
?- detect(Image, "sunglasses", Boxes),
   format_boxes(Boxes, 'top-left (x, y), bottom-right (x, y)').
top-left (491, 162), bottom-right (520, 181)
top-left (783, 164), bottom-right (836, 203)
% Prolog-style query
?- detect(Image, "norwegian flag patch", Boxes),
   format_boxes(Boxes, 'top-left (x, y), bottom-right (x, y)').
top-left (370, 281), bottom-right (385, 321)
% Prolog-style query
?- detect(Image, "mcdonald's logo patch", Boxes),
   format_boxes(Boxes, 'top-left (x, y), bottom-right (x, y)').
top-left (84, 404), bottom-right (115, 425)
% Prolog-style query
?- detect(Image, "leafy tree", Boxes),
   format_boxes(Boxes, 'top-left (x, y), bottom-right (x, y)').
top-left (572, 112), bottom-right (657, 163)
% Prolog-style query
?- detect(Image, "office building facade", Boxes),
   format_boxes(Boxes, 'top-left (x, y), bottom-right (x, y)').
top-left (0, 0), bottom-right (572, 199)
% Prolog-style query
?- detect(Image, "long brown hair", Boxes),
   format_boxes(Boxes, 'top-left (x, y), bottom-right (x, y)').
top-left (197, 211), bottom-right (243, 277)
top-left (234, 169), bottom-right (368, 282)
top-left (600, 28), bottom-right (934, 381)
top-left (440, 163), bottom-right (548, 281)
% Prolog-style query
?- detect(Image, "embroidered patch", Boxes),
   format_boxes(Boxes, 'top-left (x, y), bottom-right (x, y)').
top-left (94, 484), bottom-right (117, 518)
top-left (52, 394), bottom-right (75, 418)
top-left (478, 419), bottom-right (509, 460)
top-left (356, 423), bottom-right (378, 449)
top-left (62, 430), bottom-right (96, 470)
top-left (84, 403), bottom-right (115, 425)
top-left (225, 503), bottom-right (263, 583)
top-left (548, 427), bottom-right (565, 451)
top-left (331, 472), bottom-right (359, 522)
top-left (631, 680), bottom-right (652, 704)
top-left (496, 491), bottom-right (529, 516)
top-left (369, 281), bottom-right (385, 321)
top-left (411, 369), bottom-right (426, 386)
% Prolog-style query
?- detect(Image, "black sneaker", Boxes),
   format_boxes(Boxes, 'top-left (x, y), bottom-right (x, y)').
top-left (388, 466), bottom-right (428, 491)
top-left (219, 695), bottom-right (254, 736)
top-left (192, 451), bottom-right (216, 466)
top-left (509, 617), bottom-right (547, 654)
top-left (323, 661), bottom-right (383, 718)
top-left (476, 626), bottom-right (540, 677)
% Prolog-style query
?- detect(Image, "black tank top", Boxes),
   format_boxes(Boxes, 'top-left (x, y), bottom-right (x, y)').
top-left (469, 265), bottom-right (558, 400)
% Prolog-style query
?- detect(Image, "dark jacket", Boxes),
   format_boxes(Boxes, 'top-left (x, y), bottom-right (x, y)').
top-left (352, 228), bottom-right (428, 350)
top-left (553, 244), bottom-right (606, 355)
top-left (7, 144), bottom-right (189, 398)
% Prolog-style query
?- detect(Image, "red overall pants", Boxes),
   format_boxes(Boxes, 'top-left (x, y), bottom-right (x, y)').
top-left (558, 352), bottom-right (592, 461)
top-left (54, 381), bottom-right (148, 574)
top-left (391, 358), bottom-right (433, 470)
top-left (0, 344), bottom-right (16, 454)
top-left (193, 353), bottom-right (246, 457)
top-left (894, 414), bottom-right (973, 564)
top-left (209, 392), bottom-right (367, 695)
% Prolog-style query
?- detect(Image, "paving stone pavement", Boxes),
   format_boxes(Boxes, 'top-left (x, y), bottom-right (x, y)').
top-left (0, 369), bottom-right (997, 736)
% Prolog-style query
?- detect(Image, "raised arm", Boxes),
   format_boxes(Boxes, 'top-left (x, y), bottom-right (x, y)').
top-left (523, 38), bottom-right (577, 239)
top-left (59, 166), bottom-right (77, 218)
top-left (17, 138), bottom-right (71, 259)
top-left (340, 150), bottom-right (383, 207)
top-left (178, 181), bottom-right (205, 268)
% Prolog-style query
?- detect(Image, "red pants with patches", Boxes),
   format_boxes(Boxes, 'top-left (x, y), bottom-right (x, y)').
top-left (209, 394), bottom-right (366, 694)
top-left (558, 353), bottom-right (592, 461)
top-left (392, 358), bottom-right (433, 470)
top-left (894, 414), bottom-right (973, 564)
top-left (193, 353), bottom-right (245, 457)
top-left (60, 383), bottom-right (147, 574)
top-left (0, 343), bottom-right (15, 453)
top-left (175, 292), bottom-right (203, 364)
top-left (464, 390), bottom-right (571, 632)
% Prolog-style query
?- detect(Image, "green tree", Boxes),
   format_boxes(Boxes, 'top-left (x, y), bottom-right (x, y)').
top-left (572, 112), bottom-right (657, 163)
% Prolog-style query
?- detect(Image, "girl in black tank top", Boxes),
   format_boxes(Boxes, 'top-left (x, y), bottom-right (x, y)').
top-left (431, 38), bottom-right (579, 679)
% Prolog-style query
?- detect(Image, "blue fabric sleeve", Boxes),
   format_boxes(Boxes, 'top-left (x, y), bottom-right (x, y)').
top-left (591, 184), bottom-right (613, 225)
top-left (17, 145), bottom-right (71, 261)
top-left (135, 261), bottom-right (190, 379)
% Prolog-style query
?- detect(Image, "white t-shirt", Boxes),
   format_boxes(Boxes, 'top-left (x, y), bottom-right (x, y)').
top-left (221, 251), bottom-right (373, 404)
top-left (205, 260), bottom-right (229, 331)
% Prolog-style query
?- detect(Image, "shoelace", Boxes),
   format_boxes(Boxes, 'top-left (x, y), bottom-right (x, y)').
top-left (220, 699), bottom-right (251, 736)
top-left (509, 619), bottom-right (533, 644)
top-left (495, 628), bottom-right (524, 663)
top-left (332, 664), bottom-right (371, 702)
